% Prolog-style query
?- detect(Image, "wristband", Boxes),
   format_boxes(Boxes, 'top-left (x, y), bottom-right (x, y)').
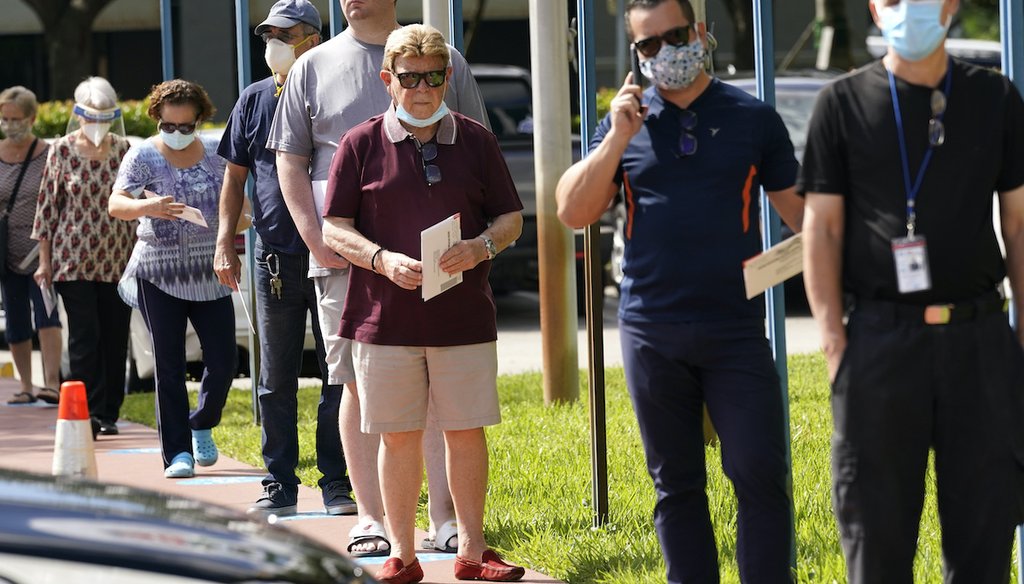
top-left (370, 247), bottom-right (384, 274)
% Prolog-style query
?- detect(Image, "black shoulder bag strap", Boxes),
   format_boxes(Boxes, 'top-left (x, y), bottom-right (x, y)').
top-left (5, 138), bottom-right (39, 219)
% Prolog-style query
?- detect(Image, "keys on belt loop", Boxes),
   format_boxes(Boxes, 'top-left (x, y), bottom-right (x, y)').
top-left (267, 252), bottom-right (282, 300)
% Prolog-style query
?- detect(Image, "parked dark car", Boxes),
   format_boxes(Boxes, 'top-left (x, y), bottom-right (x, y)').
top-left (0, 468), bottom-right (376, 583)
top-left (470, 64), bottom-right (615, 305)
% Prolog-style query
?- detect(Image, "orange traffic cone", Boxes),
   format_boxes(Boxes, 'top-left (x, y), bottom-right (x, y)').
top-left (52, 380), bottom-right (97, 480)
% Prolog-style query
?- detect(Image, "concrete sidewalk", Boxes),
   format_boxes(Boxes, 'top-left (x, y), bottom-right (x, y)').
top-left (0, 378), bottom-right (560, 584)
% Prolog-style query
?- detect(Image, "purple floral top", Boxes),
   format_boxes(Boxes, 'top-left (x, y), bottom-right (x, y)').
top-left (112, 135), bottom-right (229, 307)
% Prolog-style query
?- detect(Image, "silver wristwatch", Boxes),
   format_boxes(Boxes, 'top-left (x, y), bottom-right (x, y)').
top-left (480, 234), bottom-right (497, 260)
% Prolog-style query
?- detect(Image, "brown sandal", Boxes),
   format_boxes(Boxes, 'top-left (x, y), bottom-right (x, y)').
top-left (35, 387), bottom-right (60, 405)
top-left (7, 392), bottom-right (37, 405)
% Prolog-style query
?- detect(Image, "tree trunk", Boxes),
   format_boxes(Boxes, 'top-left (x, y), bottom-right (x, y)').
top-left (720, 0), bottom-right (754, 71)
top-left (816, 0), bottom-right (853, 70)
top-left (21, 0), bottom-right (114, 101)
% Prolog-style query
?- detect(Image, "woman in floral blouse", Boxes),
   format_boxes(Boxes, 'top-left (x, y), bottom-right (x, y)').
top-left (33, 77), bottom-right (135, 435)
top-left (109, 80), bottom-right (235, 479)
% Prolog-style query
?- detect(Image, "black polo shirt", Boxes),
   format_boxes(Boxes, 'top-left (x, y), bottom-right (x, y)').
top-left (798, 59), bottom-right (1024, 304)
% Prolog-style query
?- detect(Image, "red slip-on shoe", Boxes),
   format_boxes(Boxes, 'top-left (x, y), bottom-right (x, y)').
top-left (376, 557), bottom-right (424, 584)
top-left (454, 549), bottom-right (526, 581)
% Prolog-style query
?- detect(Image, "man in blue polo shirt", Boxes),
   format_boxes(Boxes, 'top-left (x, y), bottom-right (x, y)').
top-left (557, 0), bottom-right (803, 582)
top-left (214, 0), bottom-right (354, 517)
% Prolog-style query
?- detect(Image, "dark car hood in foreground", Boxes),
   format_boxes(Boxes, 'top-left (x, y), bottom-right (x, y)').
top-left (0, 469), bottom-right (375, 583)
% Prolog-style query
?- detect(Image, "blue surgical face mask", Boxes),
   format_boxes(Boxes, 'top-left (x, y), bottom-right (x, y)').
top-left (160, 129), bottom-right (196, 151)
top-left (877, 0), bottom-right (950, 62)
top-left (395, 101), bottom-right (450, 128)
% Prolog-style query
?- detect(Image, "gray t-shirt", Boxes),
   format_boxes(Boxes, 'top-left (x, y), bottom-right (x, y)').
top-left (267, 28), bottom-right (489, 275)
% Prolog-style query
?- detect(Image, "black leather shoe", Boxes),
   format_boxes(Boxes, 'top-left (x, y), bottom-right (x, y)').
top-left (98, 421), bottom-right (119, 435)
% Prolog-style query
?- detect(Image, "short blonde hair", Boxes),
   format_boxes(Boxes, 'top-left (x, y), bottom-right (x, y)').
top-left (383, 24), bottom-right (450, 73)
top-left (73, 76), bottom-right (118, 110)
top-left (0, 86), bottom-right (38, 118)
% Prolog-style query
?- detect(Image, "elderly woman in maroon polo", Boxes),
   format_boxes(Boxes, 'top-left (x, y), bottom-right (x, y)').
top-left (321, 24), bottom-right (524, 584)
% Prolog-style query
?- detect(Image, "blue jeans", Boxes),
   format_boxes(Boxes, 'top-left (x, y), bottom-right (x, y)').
top-left (620, 317), bottom-right (793, 584)
top-left (0, 271), bottom-right (60, 344)
top-left (254, 239), bottom-right (347, 491)
top-left (137, 279), bottom-right (236, 467)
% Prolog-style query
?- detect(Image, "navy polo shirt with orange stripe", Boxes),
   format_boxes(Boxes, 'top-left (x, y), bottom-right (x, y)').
top-left (592, 78), bottom-right (798, 323)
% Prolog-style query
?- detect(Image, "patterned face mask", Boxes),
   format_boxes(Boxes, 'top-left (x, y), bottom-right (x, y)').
top-left (640, 39), bottom-right (706, 90)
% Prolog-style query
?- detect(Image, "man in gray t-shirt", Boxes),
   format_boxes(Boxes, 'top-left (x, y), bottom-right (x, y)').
top-left (267, 0), bottom-right (488, 557)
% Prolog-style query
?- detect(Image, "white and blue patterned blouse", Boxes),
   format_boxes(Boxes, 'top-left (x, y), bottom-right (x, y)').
top-left (113, 135), bottom-right (230, 307)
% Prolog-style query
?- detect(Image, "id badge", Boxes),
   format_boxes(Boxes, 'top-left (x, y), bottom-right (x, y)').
top-left (892, 235), bottom-right (931, 294)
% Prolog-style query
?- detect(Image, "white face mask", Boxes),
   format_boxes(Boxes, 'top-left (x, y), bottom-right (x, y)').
top-left (81, 122), bottom-right (111, 146)
top-left (264, 35), bottom-right (314, 77)
top-left (160, 129), bottom-right (196, 151)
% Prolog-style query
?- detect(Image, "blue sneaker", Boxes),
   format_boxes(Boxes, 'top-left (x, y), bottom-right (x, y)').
top-left (191, 429), bottom-right (218, 467)
top-left (164, 452), bottom-right (195, 479)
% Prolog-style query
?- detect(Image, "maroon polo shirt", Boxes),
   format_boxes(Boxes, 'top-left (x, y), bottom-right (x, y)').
top-left (324, 107), bottom-right (522, 346)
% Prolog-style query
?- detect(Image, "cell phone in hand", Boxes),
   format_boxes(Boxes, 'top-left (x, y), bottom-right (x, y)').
top-left (630, 45), bottom-right (646, 92)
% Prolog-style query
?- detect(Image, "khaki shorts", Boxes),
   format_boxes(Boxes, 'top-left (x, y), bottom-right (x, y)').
top-left (352, 341), bottom-right (500, 434)
top-left (313, 272), bottom-right (355, 385)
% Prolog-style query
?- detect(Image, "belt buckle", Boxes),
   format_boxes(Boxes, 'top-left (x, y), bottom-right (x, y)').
top-left (924, 304), bottom-right (953, 325)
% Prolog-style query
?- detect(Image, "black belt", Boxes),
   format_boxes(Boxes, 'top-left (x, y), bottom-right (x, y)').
top-left (852, 291), bottom-right (1008, 326)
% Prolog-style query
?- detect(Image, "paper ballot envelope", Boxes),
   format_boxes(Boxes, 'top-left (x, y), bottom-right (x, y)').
top-left (421, 214), bottom-right (463, 301)
top-left (742, 233), bottom-right (804, 299)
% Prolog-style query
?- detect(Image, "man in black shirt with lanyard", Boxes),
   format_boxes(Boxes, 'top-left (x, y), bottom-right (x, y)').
top-left (800, 0), bottom-right (1024, 581)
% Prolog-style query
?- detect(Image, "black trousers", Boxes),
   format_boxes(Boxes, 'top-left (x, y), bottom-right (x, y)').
top-left (55, 280), bottom-right (131, 424)
top-left (833, 305), bottom-right (1024, 584)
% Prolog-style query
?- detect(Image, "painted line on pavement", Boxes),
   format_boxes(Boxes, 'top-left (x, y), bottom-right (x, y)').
top-left (106, 448), bottom-right (162, 454)
top-left (177, 476), bottom-right (264, 486)
top-left (356, 553), bottom-right (454, 566)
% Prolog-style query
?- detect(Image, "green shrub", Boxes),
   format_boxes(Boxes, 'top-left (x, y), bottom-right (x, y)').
top-left (31, 99), bottom-right (158, 139)
top-left (573, 86), bottom-right (618, 131)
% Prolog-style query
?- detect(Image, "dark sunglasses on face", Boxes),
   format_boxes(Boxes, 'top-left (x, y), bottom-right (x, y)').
top-left (419, 141), bottom-right (442, 186)
top-left (159, 121), bottom-right (197, 135)
top-left (261, 30), bottom-right (300, 44)
top-left (395, 70), bottom-right (447, 89)
top-left (675, 109), bottom-right (698, 157)
top-left (633, 25), bottom-right (692, 58)
top-left (928, 89), bottom-right (946, 147)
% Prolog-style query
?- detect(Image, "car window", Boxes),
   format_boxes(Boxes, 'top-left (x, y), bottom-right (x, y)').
top-left (475, 78), bottom-right (533, 138)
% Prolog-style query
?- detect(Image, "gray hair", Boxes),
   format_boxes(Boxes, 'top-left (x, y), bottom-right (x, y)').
top-left (0, 86), bottom-right (38, 118)
top-left (73, 76), bottom-right (118, 110)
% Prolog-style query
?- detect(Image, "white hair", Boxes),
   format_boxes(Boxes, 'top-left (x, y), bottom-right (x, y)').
top-left (73, 76), bottom-right (117, 109)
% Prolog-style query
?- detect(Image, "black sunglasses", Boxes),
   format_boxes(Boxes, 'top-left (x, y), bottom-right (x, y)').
top-left (159, 121), bottom-right (197, 135)
top-left (633, 25), bottom-right (692, 58)
top-left (395, 70), bottom-right (447, 89)
top-left (928, 89), bottom-right (946, 147)
top-left (419, 141), bottom-right (442, 186)
top-left (675, 109), bottom-right (698, 157)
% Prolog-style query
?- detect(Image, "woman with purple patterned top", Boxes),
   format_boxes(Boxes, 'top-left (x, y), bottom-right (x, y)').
top-left (109, 80), bottom-right (236, 480)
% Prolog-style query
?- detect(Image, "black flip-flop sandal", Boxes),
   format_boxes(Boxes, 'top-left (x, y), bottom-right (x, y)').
top-left (7, 392), bottom-right (37, 405)
top-left (35, 388), bottom-right (60, 405)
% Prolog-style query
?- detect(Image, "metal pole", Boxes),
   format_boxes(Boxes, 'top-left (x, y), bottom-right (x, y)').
top-left (752, 0), bottom-right (796, 571)
top-left (234, 0), bottom-right (260, 424)
top-left (449, 0), bottom-right (463, 52)
top-left (330, 0), bottom-right (344, 38)
top-left (528, 0), bottom-right (579, 404)
top-left (576, 0), bottom-right (608, 527)
top-left (1000, 0), bottom-right (1024, 577)
top-left (160, 0), bottom-right (174, 80)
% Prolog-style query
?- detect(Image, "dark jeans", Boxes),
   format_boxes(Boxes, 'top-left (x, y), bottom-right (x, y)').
top-left (137, 279), bottom-right (236, 468)
top-left (832, 303), bottom-right (1024, 584)
top-left (0, 270), bottom-right (60, 344)
top-left (55, 280), bottom-right (131, 424)
top-left (620, 318), bottom-right (793, 584)
top-left (254, 240), bottom-right (346, 492)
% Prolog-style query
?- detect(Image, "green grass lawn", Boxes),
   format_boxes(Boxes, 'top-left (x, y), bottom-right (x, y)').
top-left (120, 354), bottom-right (1020, 583)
